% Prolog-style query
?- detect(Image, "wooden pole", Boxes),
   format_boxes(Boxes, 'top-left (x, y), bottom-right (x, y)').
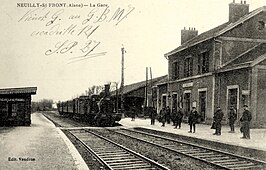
top-left (150, 67), bottom-right (153, 107)
top-left (145, 67), bottom-right (148, 108)
top-left (120, 47), bottom-right (125, 112)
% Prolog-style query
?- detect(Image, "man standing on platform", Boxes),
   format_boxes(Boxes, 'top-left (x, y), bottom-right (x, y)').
top-left (166, 106), bottom-right (171, 124)
top-left (172, 107), bottom-right (177, 127)
top-left (150, 108), bottom-right (157, 125)
top-left (213, 106), bottom-right (224, 135)
top-left (175, 106), bottom-right (183, 129)
top-left (240, 105), bottom-right (252, 139)
top-left (188, 107), bottom-right (198, 133)
top-left (160, 107), bottom-right (166, 127)
top-left (228, 105), bottom-right (237, 132)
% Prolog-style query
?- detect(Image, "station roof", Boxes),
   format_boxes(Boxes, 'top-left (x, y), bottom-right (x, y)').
top-left (165, 6), bottom-right (266, 57)
top-left (0, 87), bottom-right (37, 95)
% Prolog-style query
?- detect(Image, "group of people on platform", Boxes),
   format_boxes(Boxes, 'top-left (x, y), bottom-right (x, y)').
top-left (153, 104), bottom-right (252, 139)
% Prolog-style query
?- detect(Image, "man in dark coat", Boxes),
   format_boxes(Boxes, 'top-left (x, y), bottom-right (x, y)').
top-left (130, 105), bottom-right (136, 121)
top-left (228, 105), bottom-right (237, 132)
top-left (150, 108), bottom-right (157, 125)
top-left (166, 106), bottom-right (171, 124)
top-left (213, 106), bottom-right (224, 135)
top-left (240, 105), bottom-right (252, 139)
top-left (160, 107), bottom-right (166, 127)
top-left (175, 107), bottom-right (183, 129)
top-left (188, 107), bottom-right (198, 133)
top-left (172, 107), bottom-right (177, 127)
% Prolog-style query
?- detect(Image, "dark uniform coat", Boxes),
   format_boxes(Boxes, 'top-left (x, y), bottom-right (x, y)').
top-left (240, 109), bottom-right (252, 139)
top-left (188, 110), bottom-right (198, 125)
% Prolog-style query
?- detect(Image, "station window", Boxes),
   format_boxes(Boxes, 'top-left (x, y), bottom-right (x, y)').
top-left (172, 93), bottom-right (177, 110)
top-left (258, 21), bottom-right (265, 31)
top-left (172, 62), bottom-right (180, 80)
top-left (184, 57), bottom-right (193, 77)
top-left (198, 51), bottom-right (209, 74)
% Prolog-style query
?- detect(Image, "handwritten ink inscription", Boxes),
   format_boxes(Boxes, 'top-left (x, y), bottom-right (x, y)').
top-left (17, 4), bottom-right (135, 63)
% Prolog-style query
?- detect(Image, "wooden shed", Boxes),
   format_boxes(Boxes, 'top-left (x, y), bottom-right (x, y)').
top-left (0, 87), bottom-right (37, 126)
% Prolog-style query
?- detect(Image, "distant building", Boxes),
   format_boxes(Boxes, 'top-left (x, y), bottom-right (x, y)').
top-left (111, 75), bottom-right (167, 116)
top-left (0, 87), bottom-right (37, 126)
top-left (160, 2), bottom-right (266, 127)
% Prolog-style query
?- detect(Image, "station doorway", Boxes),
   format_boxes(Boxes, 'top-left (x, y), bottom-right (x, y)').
top-left (227, 87), bottom-right (239, 119)
top-left (199, 91), bottom-right (206, 122)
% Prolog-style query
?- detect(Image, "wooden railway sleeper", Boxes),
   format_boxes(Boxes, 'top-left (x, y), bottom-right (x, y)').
top-left (96, 151), bottom-right (130, 156)
top-left (111, 165), bottom-right (154, 170)
top-left (180, 149), bottom-right (203, 154)
top-left (211, 158), bottom-right (239, 163)
top-left (107, 160), bottom-right (145, 165)
top-left (206, 156), bottom-right (230, 161)
top-left (230, 165), bottom-right (264, 170)
top-left (101, 155), bottom-right (136, 160)
top-left (108, 162), bottom-right (149, 167)
top-left (94, 150), bottom-right (127, 154)
top-left (188, 152), bottom-right (215, 157)
top-left (224, 162), bottom-right (255, 168)
top-left (104, 158), bottom-right (143, 162)
top-left (218, 160), bottom-right (249, 166)
top-left (98, 153), bottom-right (130, 157)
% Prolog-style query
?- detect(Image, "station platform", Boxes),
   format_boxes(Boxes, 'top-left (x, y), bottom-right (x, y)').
top-left (0, 112), bottom-right (88, 170)
top-left (120, 117), bottom-right (266, 161)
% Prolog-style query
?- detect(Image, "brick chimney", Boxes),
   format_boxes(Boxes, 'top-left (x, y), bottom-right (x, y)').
top-left (229, 0), bottom-right (249, 23)
top-left (181, 27), bottom-right (198, 44)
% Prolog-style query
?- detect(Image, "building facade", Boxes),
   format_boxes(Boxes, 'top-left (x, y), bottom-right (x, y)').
top-left (159, 2), bottom-right (266, 127)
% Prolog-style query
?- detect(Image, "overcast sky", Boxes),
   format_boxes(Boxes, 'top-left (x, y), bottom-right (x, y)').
top-left (0, 0), bottom-right (265, 101)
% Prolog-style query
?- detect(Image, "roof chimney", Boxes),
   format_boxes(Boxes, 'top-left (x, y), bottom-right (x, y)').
top-left (229, 0), bottom-right (249, 23)
top-left (181, 27), bottom-right (198, 44)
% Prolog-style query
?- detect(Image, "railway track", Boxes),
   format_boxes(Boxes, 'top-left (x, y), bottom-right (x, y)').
top-left (42, 112), bottom-right (86, 127)
top-left (109, 128), bottom-right (266, 170)
top-left (66, 128), bottom-right (170, 170)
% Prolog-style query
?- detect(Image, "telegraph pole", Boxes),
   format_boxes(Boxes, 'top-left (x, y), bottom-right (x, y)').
top-left (120, 47), bottom-right (125, 113)
top-left (145, 67), bottom-right (148, 108)
top-left (150, 67), bottom-right (153, 107)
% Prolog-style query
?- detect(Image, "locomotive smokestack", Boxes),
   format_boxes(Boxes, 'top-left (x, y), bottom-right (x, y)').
top-left (104, 84), bottom-right (110, 97)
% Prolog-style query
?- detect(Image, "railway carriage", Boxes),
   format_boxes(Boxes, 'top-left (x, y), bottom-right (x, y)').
top-left (57, 84), bottom-right (122, 126)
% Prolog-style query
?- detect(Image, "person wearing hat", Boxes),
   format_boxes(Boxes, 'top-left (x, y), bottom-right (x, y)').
top-left (188, 106), bottom-right (198, 133)
top-left (228, 105), bottom-right (237, 132)
top-left (213, 106), bottom-right (224, 135)
top-left (240, 105), bottom-right (252, 139)
top-left (160, 107), bottom-right (166, 127)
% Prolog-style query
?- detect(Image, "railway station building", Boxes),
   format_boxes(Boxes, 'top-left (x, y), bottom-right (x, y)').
top-left (158, 2), bottom-right (266, 127)
top-left (0, 87), bottom-right (37, 126)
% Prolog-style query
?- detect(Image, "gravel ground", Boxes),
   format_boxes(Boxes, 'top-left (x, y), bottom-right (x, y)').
top-left (91, 129), bottom-right (219, 170)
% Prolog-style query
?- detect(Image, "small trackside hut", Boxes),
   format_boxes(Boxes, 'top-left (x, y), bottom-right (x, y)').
top-left (0, 87), bottom-right (37, 126)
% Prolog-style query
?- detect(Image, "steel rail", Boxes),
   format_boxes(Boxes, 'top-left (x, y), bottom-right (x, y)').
top-left (67, 129), bottom-right (113, 170)
top-left (109, 128), bottom-right (266, 170)
top-left (85, 129), bottom-right (170, 170)
top-left (124, 128), bottom-right (266, 165)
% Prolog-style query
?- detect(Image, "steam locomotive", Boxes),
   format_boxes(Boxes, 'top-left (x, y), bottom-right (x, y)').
top-left (57, 84), bottom-right (122, 126)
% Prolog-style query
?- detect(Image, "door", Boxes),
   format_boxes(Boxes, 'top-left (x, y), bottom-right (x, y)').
top-left (228, 88), bottom-right (238, 119)
top-left (172, 93), bottom-right (177, 110)
top-left (184, 92), bottom-right (191, 117)
top-left (199, 91), bottom-right (207, 122)
top-left (162, 95), bottom-right (167, 109)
